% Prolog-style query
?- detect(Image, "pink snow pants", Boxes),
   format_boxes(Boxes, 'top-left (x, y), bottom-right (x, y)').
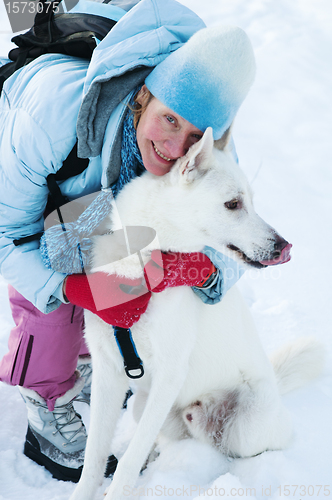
top-left (0, 285), bottom-right (89, 410)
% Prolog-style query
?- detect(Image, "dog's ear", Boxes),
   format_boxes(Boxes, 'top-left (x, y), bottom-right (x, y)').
top-left (178, 127), bottom-right (214, 184)
top-left (214, 123), bottom-right (233, 152)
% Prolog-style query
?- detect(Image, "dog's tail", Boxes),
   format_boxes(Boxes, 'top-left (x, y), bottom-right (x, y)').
top-left (270, 337), bottom-right (325, 395)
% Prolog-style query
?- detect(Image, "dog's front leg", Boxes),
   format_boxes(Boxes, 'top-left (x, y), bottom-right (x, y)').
top-left (105, 355), bottom-right (191, 500)
top-left (70, 341), bottom-right (128, 500)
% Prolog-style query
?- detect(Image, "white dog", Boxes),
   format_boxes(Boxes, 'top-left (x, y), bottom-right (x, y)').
top-left (69, 127), bottom-right (323, 500)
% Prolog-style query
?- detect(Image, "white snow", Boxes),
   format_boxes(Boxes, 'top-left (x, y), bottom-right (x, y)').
top-left (0, 0), bottom-right (331, 498)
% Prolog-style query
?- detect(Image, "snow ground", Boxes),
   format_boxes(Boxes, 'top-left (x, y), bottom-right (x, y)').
top-left (0, 0), bottom-right (331, 498)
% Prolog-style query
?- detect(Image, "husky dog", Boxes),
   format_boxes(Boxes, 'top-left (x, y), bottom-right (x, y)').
top-left (69, 127), bottom-right (323, 500)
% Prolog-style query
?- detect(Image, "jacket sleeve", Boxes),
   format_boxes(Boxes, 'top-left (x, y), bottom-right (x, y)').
top-left (0, 54), bottom-right (90, 313)
top-left (0, 107), bottom-right (70, 313)
top-left (192, 247), bottom-right (246, 305)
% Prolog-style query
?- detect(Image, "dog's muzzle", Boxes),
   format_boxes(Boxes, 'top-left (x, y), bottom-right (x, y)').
top-left (228, 238), bottom-right (292, 268)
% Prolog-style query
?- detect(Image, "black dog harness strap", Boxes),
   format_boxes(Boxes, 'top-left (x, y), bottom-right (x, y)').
top-left (113, 326), bottom-right (144, 379)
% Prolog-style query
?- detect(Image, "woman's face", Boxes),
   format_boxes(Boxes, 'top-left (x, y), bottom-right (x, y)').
top-left (136, 88), bottom-right (203, 176)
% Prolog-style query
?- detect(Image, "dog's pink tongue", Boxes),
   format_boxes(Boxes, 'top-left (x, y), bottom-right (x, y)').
top-left (260, 243), bottom-right (293, 266)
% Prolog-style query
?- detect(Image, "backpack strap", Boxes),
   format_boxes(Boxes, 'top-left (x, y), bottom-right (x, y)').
top-left (44, 142), bottom-right (90, 215)
top-left (53, 142), bottom-right (89, 182)
top-left (0, 48), bottom-right (31, 94)
top-left (13, 142), bottom-right (89, 246)
top-left (0, 61), bottom-right (16, 94)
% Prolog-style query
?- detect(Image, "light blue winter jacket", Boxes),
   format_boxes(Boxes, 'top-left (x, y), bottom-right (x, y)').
top-left (0, 0), bottom-right (245, 314)
top-left (0, 0), bottom-right (207, 313)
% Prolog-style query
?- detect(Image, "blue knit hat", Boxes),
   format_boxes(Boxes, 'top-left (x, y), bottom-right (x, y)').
top-left (145, 25), bottom-right (256, 140)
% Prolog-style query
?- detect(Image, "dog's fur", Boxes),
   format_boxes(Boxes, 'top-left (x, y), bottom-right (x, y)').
top-left (69, 128), bottom-right (323, 500)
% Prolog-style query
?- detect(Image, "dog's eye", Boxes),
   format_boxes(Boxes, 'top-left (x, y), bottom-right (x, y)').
top-left (225, 199), bottom-right (239, 210)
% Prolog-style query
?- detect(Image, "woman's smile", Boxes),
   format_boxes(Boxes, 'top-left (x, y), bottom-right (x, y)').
top-left (152, 143), bottom-right (173, 162)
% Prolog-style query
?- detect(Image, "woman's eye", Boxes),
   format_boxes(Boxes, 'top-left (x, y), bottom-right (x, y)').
top-left (193, 134), bottom-right (202, 141)
top-left (166, 115), bottom-right (175, 124)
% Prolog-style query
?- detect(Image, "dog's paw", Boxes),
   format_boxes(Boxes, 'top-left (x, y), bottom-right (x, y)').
top-left (182, 391), bottom-right (238, 450)
top-left (182, 400), bottom-right (206, 437)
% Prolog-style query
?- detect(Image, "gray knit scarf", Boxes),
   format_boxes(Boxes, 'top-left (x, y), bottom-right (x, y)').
top-left (40, 104), bottom-right (145, 274)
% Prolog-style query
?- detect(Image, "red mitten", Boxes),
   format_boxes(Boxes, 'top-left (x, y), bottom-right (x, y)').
top-left (64, 273), bottom-right (151, 328)
top-left (144, 250), bottom-right (216, 293)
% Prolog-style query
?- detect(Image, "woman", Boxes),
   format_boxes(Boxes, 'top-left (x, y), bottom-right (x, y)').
top-left (0, 0), bottom-right (255, 482)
